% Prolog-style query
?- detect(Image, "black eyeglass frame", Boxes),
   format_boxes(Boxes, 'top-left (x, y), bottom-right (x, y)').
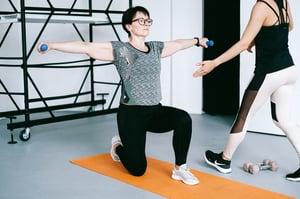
top-left (131, 18), bottom-right (153, 26)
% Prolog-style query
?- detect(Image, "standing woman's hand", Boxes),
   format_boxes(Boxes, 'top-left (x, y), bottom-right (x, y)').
top-left (193, 60), bottom-right (218, 77)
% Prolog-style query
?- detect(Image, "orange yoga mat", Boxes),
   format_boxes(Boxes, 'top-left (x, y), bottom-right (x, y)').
top-left (70, 154), bottom-right (294, 199)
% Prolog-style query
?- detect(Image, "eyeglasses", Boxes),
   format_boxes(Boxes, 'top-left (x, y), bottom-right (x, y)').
top-left (131, 18), bottom-right (153, 26)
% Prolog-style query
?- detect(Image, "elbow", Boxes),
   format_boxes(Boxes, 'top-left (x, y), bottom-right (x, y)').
top-left (240, 41), bottom-right (250, 51)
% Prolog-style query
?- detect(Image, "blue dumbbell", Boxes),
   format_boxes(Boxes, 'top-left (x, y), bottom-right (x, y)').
top-left (40, 44), bottom-right (48, 51)
top-left (206, 40), bottom-right (214, 47)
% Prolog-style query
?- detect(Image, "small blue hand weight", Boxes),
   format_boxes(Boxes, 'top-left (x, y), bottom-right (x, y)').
top-left (206, 40), bottom-right (214, 47)
top-left (40, 44), bottom-right (48, 51)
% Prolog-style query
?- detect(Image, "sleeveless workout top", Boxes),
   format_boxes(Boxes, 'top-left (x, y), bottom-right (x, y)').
top-left (254, 0), bottom-right (294, 75)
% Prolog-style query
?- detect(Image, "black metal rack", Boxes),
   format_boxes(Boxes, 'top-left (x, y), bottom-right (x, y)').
top-left (0, 0), bottom-right (132, 143)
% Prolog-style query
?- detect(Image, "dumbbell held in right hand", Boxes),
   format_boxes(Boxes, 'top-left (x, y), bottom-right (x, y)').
top-left (40, 43), bottom-right (48, 52)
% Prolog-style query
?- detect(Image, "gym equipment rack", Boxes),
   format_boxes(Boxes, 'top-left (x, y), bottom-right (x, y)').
top-left (0, 0), bottom-right (132, 142)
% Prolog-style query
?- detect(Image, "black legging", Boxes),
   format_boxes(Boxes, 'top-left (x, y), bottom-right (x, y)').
top-left (116, 103), bottom-right (192, 176)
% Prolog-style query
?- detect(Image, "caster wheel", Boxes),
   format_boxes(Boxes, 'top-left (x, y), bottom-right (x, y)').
top-left (19, 128), bottom-right (31, 141)
top-left (88, 106), bottom-right (95, 112)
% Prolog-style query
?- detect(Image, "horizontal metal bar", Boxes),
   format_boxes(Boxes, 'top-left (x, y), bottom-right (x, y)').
top-left (28, 91), bottom-right (91, 103)
top-left (94, 81), bottom-right (120, 86)
top-left (24, 7), bottom-right (124, 14)
top-left (0, 99), bottom-right (106, 117)
top-left (0, 57), bottom-right (23, 60)
top-left (0, 91), bottom-right (24, 95)
top-left (7, 108), bottom-right (118, 130)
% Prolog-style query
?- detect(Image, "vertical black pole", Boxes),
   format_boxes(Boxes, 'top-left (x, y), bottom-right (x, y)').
top-left (20, 0), bottom-right (30, 125)
top-left (202, 0), bottom-right (240, 115)
top-left (89, 0), bottom-right (95, 110)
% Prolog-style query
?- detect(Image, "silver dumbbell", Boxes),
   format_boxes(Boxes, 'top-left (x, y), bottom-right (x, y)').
top-left (243, 159), bottom-right (278, 175)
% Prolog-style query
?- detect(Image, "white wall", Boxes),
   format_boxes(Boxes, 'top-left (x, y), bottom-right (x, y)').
top-left (240, 0), bottom-right (300, 135)
top-left (171, 1), bottom-right (203, 114)
top-left (0, 0), bottom-right (204, 114)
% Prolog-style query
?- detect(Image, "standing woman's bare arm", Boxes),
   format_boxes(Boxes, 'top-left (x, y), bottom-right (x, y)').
top-left (286, 0), bottom-right (294, 31)
top-left (193, 2), bottom-right (267, 77)
top-left (210, 4), bottom-right (266, 65)
top-left (37, 41), bottom-right (114, 61)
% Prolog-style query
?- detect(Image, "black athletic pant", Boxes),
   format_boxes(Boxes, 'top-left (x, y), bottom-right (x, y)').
top-left (116, 103), bottom-right (192, 176)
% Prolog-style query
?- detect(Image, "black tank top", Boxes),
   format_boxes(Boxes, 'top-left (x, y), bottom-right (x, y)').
top-left (254, 0), bottom-right (294, 75)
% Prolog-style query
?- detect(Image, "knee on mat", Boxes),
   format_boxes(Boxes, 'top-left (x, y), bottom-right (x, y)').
top-left (126, 157), bottom-right (147, 176)
top-left (128, 166), bottom-right (146, 176)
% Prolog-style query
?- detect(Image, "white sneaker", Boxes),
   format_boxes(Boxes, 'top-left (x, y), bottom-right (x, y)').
top-left (110, 135), bottom-right (122, 162)
top-left (171, 164), bottom-right (199, 185)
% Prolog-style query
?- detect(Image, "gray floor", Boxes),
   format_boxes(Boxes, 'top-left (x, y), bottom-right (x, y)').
top-left (0, 113), bottom-right (299, 199)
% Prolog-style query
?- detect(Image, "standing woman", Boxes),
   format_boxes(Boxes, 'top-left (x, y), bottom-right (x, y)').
top-left (193, 0), bottom-right (300, 181)
top-left (38, 6), bottom-right (209, 185)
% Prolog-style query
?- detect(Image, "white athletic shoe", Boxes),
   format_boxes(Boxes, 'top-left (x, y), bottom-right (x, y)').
top-left (171, 164), bottom-right (199, 185)
top-left (110, 135), bottom-right (122, 162)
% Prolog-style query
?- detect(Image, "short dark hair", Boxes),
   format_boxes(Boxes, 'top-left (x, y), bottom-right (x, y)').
top-left (122, 6), bottom-right (150, 37)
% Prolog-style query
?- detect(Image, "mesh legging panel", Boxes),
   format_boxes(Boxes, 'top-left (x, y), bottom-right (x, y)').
top-left (230, 90), bottom-right (258, 134)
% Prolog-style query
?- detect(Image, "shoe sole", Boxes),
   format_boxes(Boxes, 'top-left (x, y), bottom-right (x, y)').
top-left (110, 147), bottom-right (120, 162)
top-left (203, 154), bottom-right (232, 174)
top-left (286, 177), bottom-right (300, 182)
top-left (110, 136), bottom-right (121, 162)
top-left (171, 174), bottom-right (199, 185)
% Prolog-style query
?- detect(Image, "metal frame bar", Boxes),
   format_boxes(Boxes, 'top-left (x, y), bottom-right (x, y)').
top-left (0, 0), bottom-right (132, 132)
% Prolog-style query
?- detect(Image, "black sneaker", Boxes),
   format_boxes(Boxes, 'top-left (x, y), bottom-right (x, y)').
top-left (286, 168), bottom-right (300, 182)
top-left (204, 150), bottom-right (232, 174)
